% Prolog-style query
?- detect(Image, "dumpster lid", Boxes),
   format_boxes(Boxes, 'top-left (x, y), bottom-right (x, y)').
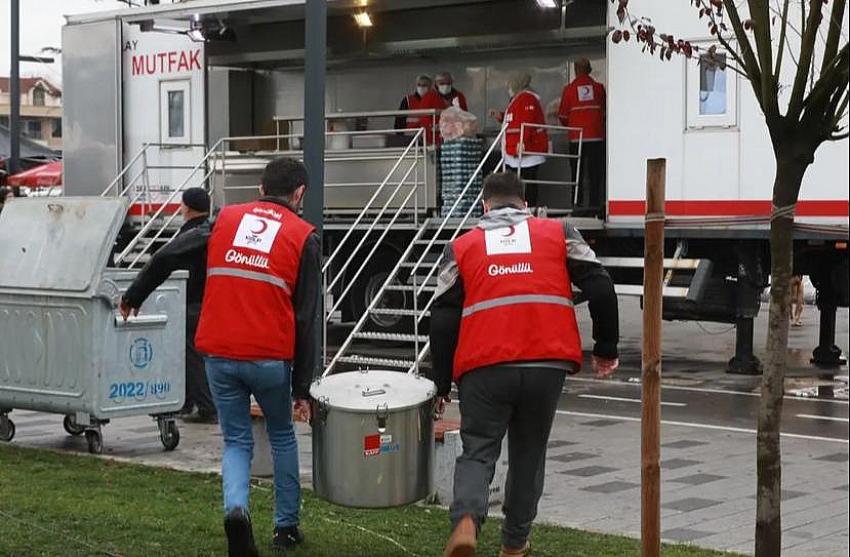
top-left (0, 197), bottom-right (129, 293)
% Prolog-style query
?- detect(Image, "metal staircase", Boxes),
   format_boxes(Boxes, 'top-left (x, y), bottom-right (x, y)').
top-left (324, 126), bottom-right (508, 375)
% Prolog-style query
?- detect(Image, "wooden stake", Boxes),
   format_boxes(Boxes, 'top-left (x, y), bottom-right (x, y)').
top-left (642, 158), bottom-right (665, 557)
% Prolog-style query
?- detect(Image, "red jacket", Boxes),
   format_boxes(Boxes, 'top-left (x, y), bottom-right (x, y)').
top-left (419, 88), bottom-right (469, 143)
top-left (502, 90), bottom-right (548, 158)
top-left (451, 217), bottom-right (582, 379)
top-left (558, 74), bottom-right (606, 141)
top-left (195, 200), bottom-right (314, 360)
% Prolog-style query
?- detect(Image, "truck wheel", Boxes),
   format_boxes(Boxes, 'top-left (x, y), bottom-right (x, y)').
top-left (63, 415), bottom-right (85, 436)
top-left (85, 429), bottom-right (103, 454)
top-left (0, 417), bottom-right (15, 442)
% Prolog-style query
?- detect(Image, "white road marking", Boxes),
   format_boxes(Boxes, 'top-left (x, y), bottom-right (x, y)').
top-left (796, 413), bottom-right (850, 423)
top-left (556, 410), bottom-right (849, 444)
top-left (577, 394), bottom-right (687, 407)
top-left (563, 376), bottom-right (849, 405)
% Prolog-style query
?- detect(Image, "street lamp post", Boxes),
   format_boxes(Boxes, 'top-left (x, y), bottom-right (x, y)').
top-left (9, 0), bottom-right (21, 177)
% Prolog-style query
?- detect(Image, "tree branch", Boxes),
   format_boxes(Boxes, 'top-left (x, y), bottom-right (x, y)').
top-left (749, 0), bottom-right (779, 116)
top-left (722, 0), bottom-right (765, 106)
top-left (821, 0), bottom-right (847, 74)
top-left (773, 0), bottom-right (791, 79)
top-left (788, 0), bottom-right (827, 120)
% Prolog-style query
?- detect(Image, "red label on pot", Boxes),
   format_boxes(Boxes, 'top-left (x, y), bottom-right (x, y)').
top-left (364, 434), bottom-right (381, 457)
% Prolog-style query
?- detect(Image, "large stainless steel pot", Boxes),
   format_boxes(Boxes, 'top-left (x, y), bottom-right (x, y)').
top-left (310, 369), bottom-right (436, 508)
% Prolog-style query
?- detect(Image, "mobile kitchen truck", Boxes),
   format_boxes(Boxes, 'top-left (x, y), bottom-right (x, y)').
top-left (60, 0), bottom-right (848, 375)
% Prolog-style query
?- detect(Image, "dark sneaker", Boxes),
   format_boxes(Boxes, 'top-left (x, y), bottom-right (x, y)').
top-left (272, 525), bottom-right (304, 552)
top-left (224, 507), bottom-right (259, 557)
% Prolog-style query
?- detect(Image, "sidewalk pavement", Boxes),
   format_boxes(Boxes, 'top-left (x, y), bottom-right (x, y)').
top-left (5, 404), bottom-right (847, 557)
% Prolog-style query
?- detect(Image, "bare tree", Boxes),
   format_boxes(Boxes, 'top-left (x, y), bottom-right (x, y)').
top-left (611, 0), bottom-right (848, 554)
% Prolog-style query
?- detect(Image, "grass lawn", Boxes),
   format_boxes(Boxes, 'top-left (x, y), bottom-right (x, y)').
top-left (0, 445), bottom-right (741, 557)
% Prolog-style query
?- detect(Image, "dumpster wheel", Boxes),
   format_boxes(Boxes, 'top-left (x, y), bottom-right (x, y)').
top-left (0, 415), bottom-right (15, 442)
top-left (63, 415), bottom-right (86, 436)
top-left (159, 419), bottom-right (180, 451)
top-left (85, 429), bottom-right (103, 454)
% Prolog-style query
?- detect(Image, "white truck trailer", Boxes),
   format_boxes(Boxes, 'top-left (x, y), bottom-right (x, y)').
top-left (61, 0), bottom-right (848, 375)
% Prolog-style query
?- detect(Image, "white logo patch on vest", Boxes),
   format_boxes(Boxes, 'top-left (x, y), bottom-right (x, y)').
top-left (485, 220), bottom-right (532, 255)
top-left (232, 214), bottom-right (282, 254)
top-left (578, 85), bottom-right (595, 102)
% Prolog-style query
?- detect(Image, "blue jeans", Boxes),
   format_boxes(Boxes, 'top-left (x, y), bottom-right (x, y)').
top-left (205, 357), bottom-right (301, 527)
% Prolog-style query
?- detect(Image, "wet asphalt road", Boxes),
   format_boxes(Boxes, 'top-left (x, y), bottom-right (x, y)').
top-left (558, 376), bottom-right (849, 442)
top-left (329, 297), bottom-right (849, 443)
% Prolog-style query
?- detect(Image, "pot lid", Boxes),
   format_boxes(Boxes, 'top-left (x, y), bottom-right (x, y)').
top-left (310, 370), bottom-right (436, 412)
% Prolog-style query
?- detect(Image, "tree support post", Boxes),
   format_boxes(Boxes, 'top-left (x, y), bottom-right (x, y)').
top-left (641, 158), bottom-right (665, 557)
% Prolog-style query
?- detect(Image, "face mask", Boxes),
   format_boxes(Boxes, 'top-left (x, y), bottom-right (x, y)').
top-left (437, 84), bottom-right (452, 95)
top-left (508, 88), bottom-right (515, 97)
top-left (416, 86), bottom-right (429, 97)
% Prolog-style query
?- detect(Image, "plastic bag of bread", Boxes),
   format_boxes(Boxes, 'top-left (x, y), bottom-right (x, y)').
top-left (440, 106), bottom-right (479, 140)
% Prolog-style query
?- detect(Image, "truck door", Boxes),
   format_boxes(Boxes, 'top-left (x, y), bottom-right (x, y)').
top-left (121, 23), bottom-right (206, 214)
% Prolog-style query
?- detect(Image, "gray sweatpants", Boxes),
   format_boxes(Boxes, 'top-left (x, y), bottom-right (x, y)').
top-left (450, 365), bottom-right (567, 548)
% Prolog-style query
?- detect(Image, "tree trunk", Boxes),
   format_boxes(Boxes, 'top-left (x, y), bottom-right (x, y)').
top-left (755, 155), bottom-right (808, 556)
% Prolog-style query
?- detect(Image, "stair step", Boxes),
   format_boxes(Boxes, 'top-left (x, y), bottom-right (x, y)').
top-left (399, 261), bottom-right (441, 269)
top-left (369, 308), bottom-right (431, 317)
top-left (336, 355), bottom-right (416, 369)
top-left (354, 332), bottom-right (428, 342)
top-left (385, 284), bottom-right (438, 293)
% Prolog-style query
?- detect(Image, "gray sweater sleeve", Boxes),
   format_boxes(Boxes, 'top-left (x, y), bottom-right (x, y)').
top-left (565, 222), bottom-right (619, 359)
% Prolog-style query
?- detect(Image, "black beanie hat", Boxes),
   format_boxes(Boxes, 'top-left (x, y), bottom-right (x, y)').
top-left (182, 187), bottom-right (210, 213)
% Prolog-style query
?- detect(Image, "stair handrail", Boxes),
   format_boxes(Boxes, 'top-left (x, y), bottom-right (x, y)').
top-left (326, 126), bottom-right (507, 376)
top-left (409, 125), bottom-right (508, 297)
top-left (518, 123), bottom-right (584, 207)
top-left (324, 159), bottom-right (421, 320)
top-left (322, 128), bottom-right (424, 276)
top-left (114, 137), bottom-right (228, 265)
top-left (101, 144), bottom-right (149, 198)
top-left (323, 224), bottom-right (431, 377)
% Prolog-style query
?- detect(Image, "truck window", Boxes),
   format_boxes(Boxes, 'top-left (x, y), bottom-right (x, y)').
top-left (159, 80), bottom-right (191, 145)
top-left (687, 48), bottom-right (737, 129)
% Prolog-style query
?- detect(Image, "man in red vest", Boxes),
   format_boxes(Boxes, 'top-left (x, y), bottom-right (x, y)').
top-left (195, 158), bottom-right (320, 557)
top-left (394, 74), bottom-right (433, 132)
top-left (430, 172), bottom-right (619, 557)
top-left (558, 58), bottom-right (606, 217)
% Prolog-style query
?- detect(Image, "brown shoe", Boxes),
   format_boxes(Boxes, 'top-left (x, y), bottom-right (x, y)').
top-left (500, 541), bottom-right (530, 557)
top-left (442, 515), bottom-right (477, 557)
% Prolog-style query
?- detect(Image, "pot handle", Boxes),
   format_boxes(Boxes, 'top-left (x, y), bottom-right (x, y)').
top-left (313, 396), bottom-right (329, 425)
top-left (376, 402), bottom-right (389, 433)
top-left (362, 387), bottom-right (387, 397)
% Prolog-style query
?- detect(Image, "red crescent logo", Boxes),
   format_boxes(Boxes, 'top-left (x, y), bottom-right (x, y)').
top-left (251, 219), bottom-right (268, 235)
top-left (502, 225), bottom-right (516, 237)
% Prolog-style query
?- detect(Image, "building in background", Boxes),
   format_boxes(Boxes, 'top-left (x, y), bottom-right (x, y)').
top-left (0, 77), bottom-right (62, 150)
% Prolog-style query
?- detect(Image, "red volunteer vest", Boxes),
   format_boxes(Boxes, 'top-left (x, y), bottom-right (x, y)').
top-left (195, 201), bottom-right (314, 361)
top-left (452, 217), bottom-right (582, 379)
top-left (558, 75), bottom-right (606, 142)
top-left (405, 93), bottom-right (426, 129)
top-left (503, 90), bottom-right (549, 158)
